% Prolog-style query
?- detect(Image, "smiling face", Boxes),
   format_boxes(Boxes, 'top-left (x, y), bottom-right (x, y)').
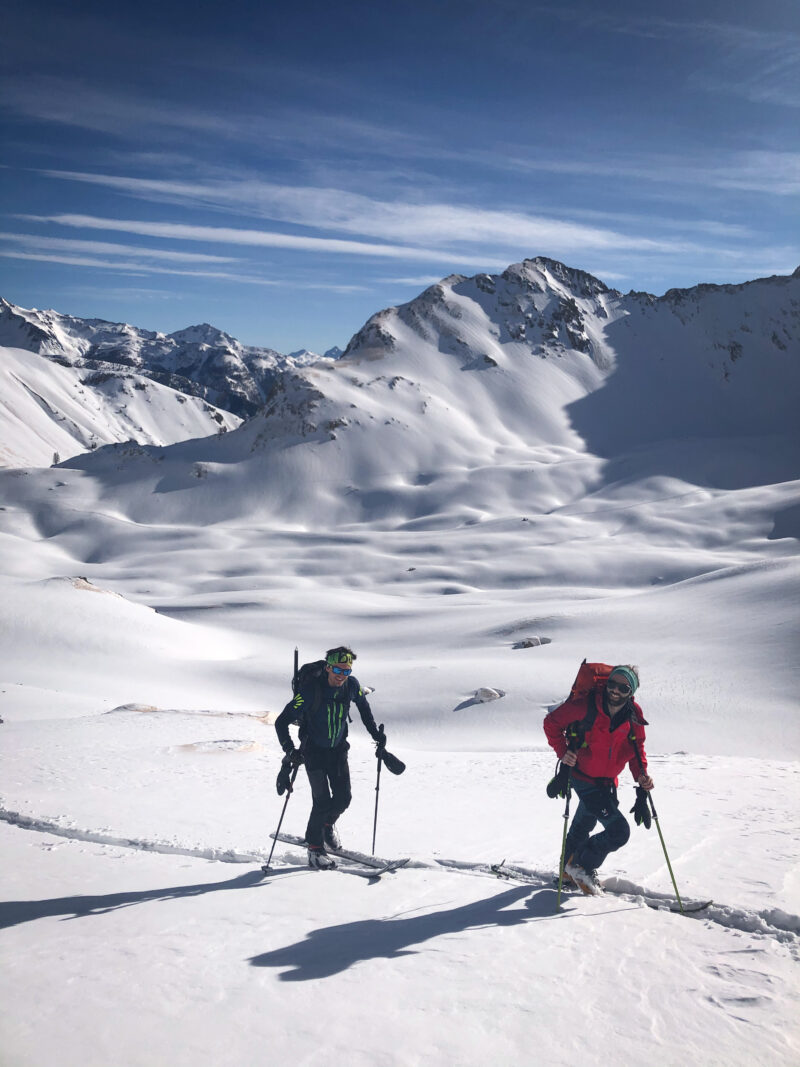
top-left (325, 663), bottom-right (351, 688)
top-left (606, 672), bottom-right (633, 709)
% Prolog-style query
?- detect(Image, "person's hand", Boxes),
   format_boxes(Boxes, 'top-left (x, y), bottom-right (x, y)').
top-left (285, 746), bottom-right (303, 766)
top-left (638, 774), bottom-right (653, 790)
top-left (374, 725), bottom-right (386, 748)
top-left (630, 787), bottom-right (652, 829)
top-left (562, 750), bottom-right (578, 767)
top-left (546, 762), bottom-right (570, 799)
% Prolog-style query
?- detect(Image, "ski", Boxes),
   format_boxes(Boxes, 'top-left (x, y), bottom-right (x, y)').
top-left (491, 862), bottom-right (711, 913)
top-left (341, 858), bottom-right (410, 879)
top-left (261, 858), bottom-right (408, 879)
top-left (269, 831), bottom-right (409, 873)
top-left (642, 898), bottom-right (712, 914)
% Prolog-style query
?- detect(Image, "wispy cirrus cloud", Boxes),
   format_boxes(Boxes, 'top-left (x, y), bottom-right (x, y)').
top-left (591, 9), bottom-right (800, 109)
top-left (0, 249), bottom-right (279, 283)
top-left (0, 251), bottom-right (370, 293)
top-left (0, 75), bottom-right (430, 161)
top-left (18, 211), bottom-right (516, 265)
top-left (29, 175), bottom-right (714, 256)
top-left (507, 6), bottom-right (800, 110)
top-left (0, 232), bottom-right (236, 263)
top-left (468, 148), bottom-right (800, 198)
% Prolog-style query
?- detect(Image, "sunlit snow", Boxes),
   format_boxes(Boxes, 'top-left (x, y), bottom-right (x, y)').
top-left (1, 259), bottom-right (798, 1067)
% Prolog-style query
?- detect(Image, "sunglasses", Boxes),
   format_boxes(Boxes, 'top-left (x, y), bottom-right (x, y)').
top-left (606, 680), bottom-right (631, 696)
top-left (329, 665), bottom-right (352, 676)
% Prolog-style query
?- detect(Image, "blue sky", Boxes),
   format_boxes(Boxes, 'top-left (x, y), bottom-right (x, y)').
top-left (1, 0), bottom-right (798, 352)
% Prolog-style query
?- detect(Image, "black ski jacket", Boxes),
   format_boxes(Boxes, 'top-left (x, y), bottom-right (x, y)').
top-left (275, 675), bottom-right (381, 751)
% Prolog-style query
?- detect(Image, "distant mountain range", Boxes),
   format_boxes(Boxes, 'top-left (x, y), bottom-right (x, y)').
top-left (37, 256), bottom-right (798, 527)
top-left (0, 297), bottom-right (339, 417)
top-left (0, 298), bottom-right (341, 466)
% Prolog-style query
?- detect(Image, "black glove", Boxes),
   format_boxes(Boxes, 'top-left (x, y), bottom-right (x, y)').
top-left (374, 725), bottom-right (386, 749)
top-left (276, 748), bottom-right (302, 796)
top-left (630, 786), bottom-right (652, 829)
top-left (546, 762), bottom-right (571, 799)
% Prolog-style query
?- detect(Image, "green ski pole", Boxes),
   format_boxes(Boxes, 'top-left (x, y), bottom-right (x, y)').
top-left (629, 733), bottom-right (684, 914)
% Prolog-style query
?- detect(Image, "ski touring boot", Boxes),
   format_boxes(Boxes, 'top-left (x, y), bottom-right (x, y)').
top-left (308, 846), bottom-right (336, 870)
top-left (559, 860), bottom-right (578, 889)
top-left (565, 857), bottom-right (604, 896)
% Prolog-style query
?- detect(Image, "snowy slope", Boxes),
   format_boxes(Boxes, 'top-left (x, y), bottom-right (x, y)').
top-left (1, 726), bottom-right (798, 1067)
top-left (0, 297), bottom-right (336, 464)
top-left (0, 259), bottom-right (798, 1067)
top-left (0, 344), bottom-right (240, 467)
top-left (55, 258), bottom-right (799, 522)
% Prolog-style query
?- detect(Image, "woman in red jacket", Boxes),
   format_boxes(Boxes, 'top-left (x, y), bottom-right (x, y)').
top-left (543, 665), bottom-right (654, 895)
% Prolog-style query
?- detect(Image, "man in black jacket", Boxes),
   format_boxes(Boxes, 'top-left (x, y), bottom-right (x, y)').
top-left (275, 646), bottom-right (386, 869)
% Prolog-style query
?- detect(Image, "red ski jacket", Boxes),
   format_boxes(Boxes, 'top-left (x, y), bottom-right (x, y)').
top-left (543, 690), bottom-right (648, 785)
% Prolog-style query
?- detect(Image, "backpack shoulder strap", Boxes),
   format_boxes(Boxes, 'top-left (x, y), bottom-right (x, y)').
top-left (566, 691), bottom-right (600, 748)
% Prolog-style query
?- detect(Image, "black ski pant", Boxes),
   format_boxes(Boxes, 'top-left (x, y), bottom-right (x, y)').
top-left (303, 739), bottom-right (352, 848)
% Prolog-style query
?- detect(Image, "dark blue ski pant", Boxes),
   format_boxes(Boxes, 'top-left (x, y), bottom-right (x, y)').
top-left (565, 776), bottom-right (630, 872)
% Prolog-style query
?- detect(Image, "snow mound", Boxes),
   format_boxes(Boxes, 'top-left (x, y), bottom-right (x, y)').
top-left (174, 739), bottom-right (263, 754)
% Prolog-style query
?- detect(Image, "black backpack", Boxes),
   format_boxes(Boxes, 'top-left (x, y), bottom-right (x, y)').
top-left (292, 659), bottom-right (327, 716)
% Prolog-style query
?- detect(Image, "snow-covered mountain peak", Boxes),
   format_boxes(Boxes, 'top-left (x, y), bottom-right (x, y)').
top-left (168, 323), bottom-right (241, 351)
top-left (56, 258), bottom-right (799, 526)
top-left (341, 256), bottom-right (620, 373)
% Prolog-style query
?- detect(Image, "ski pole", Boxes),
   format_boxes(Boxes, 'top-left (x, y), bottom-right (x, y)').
top-left (556, 777), bottom-right (572, 911)
top-left (371, 723), bottom-right (384, 855)
top-left (263, 762), bottom-right (300, 871)
top-left (555, 728), bottom-right (582, 912)
top-left (629, 734), bottom-right (684, 914)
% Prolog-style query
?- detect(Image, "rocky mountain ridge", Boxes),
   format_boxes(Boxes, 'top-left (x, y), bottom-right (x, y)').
top-left (53, 257), bottom-right (799, 527)
top-left (0, 298), bottom-right (337, 418)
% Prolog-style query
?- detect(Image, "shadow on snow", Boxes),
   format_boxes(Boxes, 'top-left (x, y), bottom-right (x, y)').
top-left (0, 867), bottom-right (301, 930)
top-left (249, 884), bottom-right (559, 980)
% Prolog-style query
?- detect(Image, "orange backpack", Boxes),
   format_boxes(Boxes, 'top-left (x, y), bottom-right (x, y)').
top-left (566, 660), bottom-right (614, 702)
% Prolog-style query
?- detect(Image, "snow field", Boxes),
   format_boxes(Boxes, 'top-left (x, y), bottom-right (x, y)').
top-left (1, 261), bottom-right (798, 1064)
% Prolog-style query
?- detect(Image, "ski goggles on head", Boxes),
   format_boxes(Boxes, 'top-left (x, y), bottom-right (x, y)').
top-left (329, 665), bottom-right (352, 676)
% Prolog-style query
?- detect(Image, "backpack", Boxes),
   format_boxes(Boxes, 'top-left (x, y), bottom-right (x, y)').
top-left (293, 659), bottom-right (326, 696)
top-left (566, 660), bottom-right (614, 702)
top-left (562, 660), bottom-right (616, 749)
top-left (291, 658), bottom-right (354, 725)
top-left (292, 660), bottom-right (326, 716)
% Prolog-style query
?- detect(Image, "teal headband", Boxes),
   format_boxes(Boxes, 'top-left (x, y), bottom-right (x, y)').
top-left (609, 666), bottom-right (639, 694)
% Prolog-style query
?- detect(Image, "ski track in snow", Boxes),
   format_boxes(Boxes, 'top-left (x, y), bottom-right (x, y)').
top-left (2, 804), bottom-right (797, 951)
